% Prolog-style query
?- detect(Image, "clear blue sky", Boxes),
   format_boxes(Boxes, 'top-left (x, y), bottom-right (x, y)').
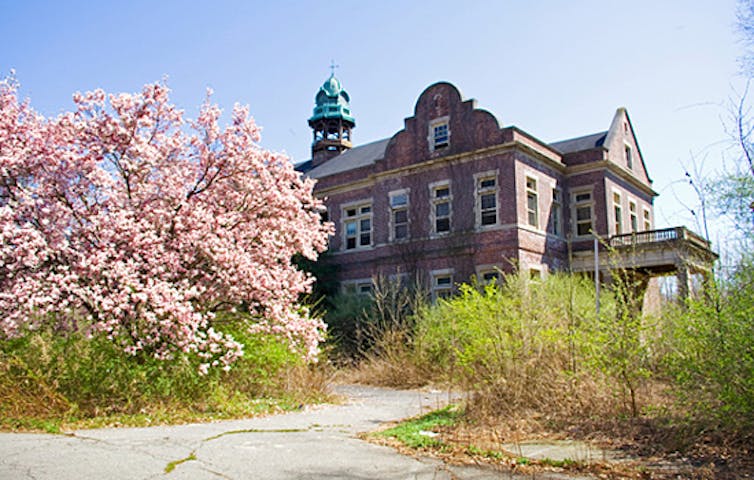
top-left (0, 0), bottom-right (744, 245)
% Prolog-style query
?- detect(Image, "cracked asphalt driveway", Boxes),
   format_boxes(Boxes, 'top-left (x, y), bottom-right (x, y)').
top-left (0, 385), bottom-right (503, 479)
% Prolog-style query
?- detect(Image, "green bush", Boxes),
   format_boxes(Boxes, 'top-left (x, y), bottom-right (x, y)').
top-left (663, 257), bottom-right (754, 429)
top-left (324, 275), bottom-right (426, 361)
top-left (323, 292), bottom-right (375, 359)
top-left (0, 313), bottom-right (323, 429)
top-left (416, 275), bottom-right (593, 414)
top-left (410, 272), bottom-right (661, 419)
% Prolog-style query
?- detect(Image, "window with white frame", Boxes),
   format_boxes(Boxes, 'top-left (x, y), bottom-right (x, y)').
top-left (428, 116), bottom-right (450, 151)
top-left (480, 270), bottom-right (500, 285)
top-left (549, 187), bottom-right (562, 236)
top-left (475, 172), bottom-right (498, 227)
top-left (526, 177), bottom-right (539, 228)
top-left (430, 181), bottom-right (451, 234)
top-left (389, 190), bottom-right (409, 241)
top-left (342, 202), bottom-right (372, 250)
top-left (573, 191), bottom-right (593, 237)
top-left (342, 279), bottom-right (373, 295)
top-left (643, 208), bottom-right (651, 231)
top-left (613, 192), bottom-right (623, 235)
top-left (629, 201), bottom-right (638, 232)
top-left (625, 144), bottom-right (633, 169)
top-left (431, 269), bottom-right (454, 300)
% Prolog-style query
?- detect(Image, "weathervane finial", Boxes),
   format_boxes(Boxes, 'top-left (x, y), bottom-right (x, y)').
top-left (329, 59), bottom-right (339, 76)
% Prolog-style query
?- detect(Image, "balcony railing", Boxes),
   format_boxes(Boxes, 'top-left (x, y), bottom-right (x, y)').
top-left (609, 226), bottom-right (711, 250)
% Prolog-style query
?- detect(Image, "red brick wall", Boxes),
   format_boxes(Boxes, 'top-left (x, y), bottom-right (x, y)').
top-left (312, 83), bottom-right (655, 289)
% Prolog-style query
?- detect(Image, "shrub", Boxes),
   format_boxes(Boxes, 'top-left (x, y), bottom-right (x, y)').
top-left (325, 275), bottom-right (426, 362)
top-left (0, 312), bottom-right (328, 428)
top-left (414, 274), bottom-right (609, 417)
top-left (408, 271), bottom-right (664, 422)
top-left (663, 257), bottom-right (754, 429)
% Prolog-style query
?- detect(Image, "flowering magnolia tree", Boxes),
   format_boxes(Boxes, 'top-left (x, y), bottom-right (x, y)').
top-left (0, 77), bottom-right (330, 371)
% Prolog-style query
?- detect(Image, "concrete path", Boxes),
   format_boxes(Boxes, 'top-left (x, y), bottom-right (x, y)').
top-left (0, 386), bottom-right (461, 479)
top-left (0, 385), bottom-right (591, 479)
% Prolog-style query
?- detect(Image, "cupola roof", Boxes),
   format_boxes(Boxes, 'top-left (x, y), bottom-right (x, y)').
top-left (309, 73), bottom-right (355, 125)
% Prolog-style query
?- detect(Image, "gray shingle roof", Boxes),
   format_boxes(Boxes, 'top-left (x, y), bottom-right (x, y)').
top-left (550, 131), bottom-right (607, 154)
top-left (305, 138), bottom-right (390, 179)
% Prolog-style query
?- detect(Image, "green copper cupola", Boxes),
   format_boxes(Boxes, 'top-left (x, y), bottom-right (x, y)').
top-left (309, 72), bottom-right (355, 166)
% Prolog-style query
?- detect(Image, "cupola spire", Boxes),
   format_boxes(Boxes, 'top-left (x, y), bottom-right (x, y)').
top-left (308, 66), bottom-right (355, 166)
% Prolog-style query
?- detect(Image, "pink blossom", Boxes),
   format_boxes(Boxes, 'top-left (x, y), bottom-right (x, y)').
top-left (0, 77), bottom-right (332, 369)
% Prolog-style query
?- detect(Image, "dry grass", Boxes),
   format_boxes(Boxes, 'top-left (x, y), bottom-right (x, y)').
top-left (371, 377), bottom-right (754, 480)
top-left (351, 323), bottom-right (754, 478)
top-left (345, 329), bottom-right (428, 388)
top-left (0, 355), bottom-right (71, 420)
top-left (0, 328), bottom-right (336, 432)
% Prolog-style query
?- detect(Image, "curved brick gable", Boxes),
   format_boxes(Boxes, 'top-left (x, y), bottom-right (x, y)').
top-left (381, 82), bottom-right (504, 172)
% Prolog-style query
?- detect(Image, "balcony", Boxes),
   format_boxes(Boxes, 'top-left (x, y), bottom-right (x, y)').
top-left (607, 227), bottom-right (717, 275)
top-left (570, 226), bottom-right (718, 302)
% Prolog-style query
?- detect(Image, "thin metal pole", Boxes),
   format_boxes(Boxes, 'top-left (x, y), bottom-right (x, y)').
top-left (594, 236), bottom-right (600, 316)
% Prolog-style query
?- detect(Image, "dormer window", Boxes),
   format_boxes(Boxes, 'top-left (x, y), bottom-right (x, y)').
top-left (434, 124), bottom-right (449, 148)
top-left (429, 116), bottom-right (450, 151)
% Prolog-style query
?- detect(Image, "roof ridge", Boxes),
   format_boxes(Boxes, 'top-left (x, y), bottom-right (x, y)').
top-left (550, 130), bottom-right (608, 145)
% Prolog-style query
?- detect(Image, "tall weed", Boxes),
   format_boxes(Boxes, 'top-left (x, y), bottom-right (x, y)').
top-left (662, 259), bottom-right (754, 430)
top-left (0, 313), bottom-right (330, 428)
top-left (413, 274), bottom-right (622, 420)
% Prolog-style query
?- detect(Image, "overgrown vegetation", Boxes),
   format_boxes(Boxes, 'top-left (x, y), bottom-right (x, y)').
top-left (663, 258), bottom-right (754, 431)
top-left (347, 269), bottom-right (753, 476)
top-left (325, 276), bottom-right (424, 361)
top-left (412, 274), bottom-right (654, 424)
top-left (0, 313), bottom-right (330, 432)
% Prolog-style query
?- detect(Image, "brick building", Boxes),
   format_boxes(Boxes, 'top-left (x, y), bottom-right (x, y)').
top-left (297, 75), bottom-right (709, 299)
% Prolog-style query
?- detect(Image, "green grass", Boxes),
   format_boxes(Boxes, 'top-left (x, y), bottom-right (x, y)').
top-left (164, 452), bottom-right (196, 473)
top-left (376, 404), bottom-right (461, 448)
top-left (540, 457), bottom-right (579, 468)
top-left (1, 396), bottom-right (306, 432)
top-left (0, 319), bottom-right (331, 432)
top-left (465, 444), bottom-right (504, 460)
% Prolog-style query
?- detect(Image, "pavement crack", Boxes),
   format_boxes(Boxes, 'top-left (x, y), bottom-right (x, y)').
top-left (164, 451), bottom-right (196, 473)
top-left (197, 464), bottom-right (234, 479)
top-left (201, 424), bottom-right (347, 442)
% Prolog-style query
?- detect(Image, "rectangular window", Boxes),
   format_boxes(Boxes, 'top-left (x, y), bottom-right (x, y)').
top-left (481, 270), bottom-right (500, 284)
top-left (389, 190), bottom-right (409, 241)
top-left (433, 124), bottom-right (449, 148)
top-left (526, 177), bottom-right (538, 228)
top-left (429, 116), bottom-right (450, 151)
top-left (575, 192), bottom-right (591, 203)
top-left (573, 191), bottom-right (593, 237)
top-left (643, 208), bottom-right (651, 231)
top-left (343, 279), bottom-right (373, 295)
top-left (613, 192), bottom-right (622, 235)
top-left (431, 270), bottom-right (454, 300)
top-left (431, 182), bottom-right (451, 234)
top-left (476, 173), bottom-right (498, 227)
top-left (549, 188), bottom-right (562, 236)
top-left (343, 203), bottom-right (372, 250)
top-left (625, 144), bottom-right (633, 169)
top-left (629, 201), bottom-right (638, 232)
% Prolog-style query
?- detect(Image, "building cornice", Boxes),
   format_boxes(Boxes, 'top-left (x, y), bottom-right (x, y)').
top-left (315, 140), bottom-right (566, 197)
top-left (566, 160), bottom-right (658, 197)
